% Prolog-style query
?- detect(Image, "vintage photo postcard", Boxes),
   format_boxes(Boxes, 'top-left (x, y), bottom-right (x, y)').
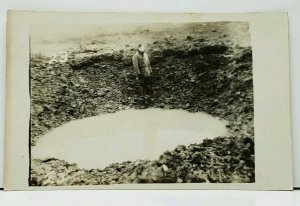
top-left (5, 11), bottom-right (292, 190)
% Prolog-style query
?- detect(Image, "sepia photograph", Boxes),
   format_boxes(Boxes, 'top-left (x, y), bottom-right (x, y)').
top-left (4, 11), bottom-right (293, 190)
top-left (28, 21), bottom-right (255, 186)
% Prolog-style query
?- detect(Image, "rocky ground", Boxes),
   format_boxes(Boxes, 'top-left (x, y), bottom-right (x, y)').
top-left (30, 22), bottom-right (254, 185)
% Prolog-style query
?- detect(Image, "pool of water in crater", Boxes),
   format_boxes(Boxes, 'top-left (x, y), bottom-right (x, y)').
top-left (32, 108), bottom-right (230, 169)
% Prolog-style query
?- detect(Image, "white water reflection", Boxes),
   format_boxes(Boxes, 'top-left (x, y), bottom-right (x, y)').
top-left (32, 109), bottom-right (230, 169)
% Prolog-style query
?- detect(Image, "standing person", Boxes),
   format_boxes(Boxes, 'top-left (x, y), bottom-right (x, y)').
top-left (132, 44), bottom-right (153, 96)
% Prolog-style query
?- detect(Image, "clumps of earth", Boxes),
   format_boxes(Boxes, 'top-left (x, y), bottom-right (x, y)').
top-left (30, 22), bottom-right (254, 185)
top-left (31, 137), bottom-right (254, 185)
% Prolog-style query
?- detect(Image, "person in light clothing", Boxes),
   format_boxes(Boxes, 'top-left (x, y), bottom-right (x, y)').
top-left (132, 44), bottom-right (153, 95)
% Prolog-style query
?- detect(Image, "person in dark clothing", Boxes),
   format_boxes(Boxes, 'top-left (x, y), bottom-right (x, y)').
top-left (132, 44), bottom-right (153, 96)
